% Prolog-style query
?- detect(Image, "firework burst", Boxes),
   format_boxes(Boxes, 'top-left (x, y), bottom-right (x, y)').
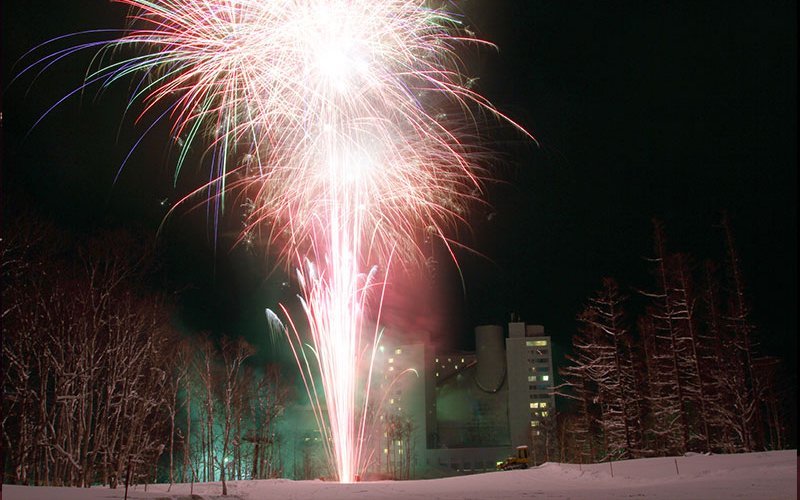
top-left (24, 0), bottom-right (529, 482)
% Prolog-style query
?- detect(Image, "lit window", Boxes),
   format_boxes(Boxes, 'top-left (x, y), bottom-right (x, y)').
top-left (540, 402), bottom-right (548, 408)
top-left (526, 339), bottom-right (548, 347)
top-left (542, 375), bottom-right (549, 381)
top-left (436, 372), bottom-right (439, 377)
top-left (395, 348), bottom-right (402, 355)
top-left (390, 399), bottom-right (395, 404)
top-left (398, 449), bottom-right (403, 455)
top-left (389, 358), bottom-right (394, 364)
top-left (454, 365), bottom-right (459, 370)
top-left (379, 345), bottom-right (385, 353)
top-left (388, 366), bottom-right (394, 371)
top-left (384, 448), bottom-right (388, 454)
top-left (435, 358), bottom-right (439, 363)
top-left (528, 375), bottom-right (537, 382)
top-left (530, 402), bottom-right (539, 408)
top-left (447, 358), bottom-right (451, 362)
top-left (541, 411), bottom-right (549, 417)
top-left (461, 358), bottom-right (465, 363)
top-left (531, 420), bottom-right (539, 427)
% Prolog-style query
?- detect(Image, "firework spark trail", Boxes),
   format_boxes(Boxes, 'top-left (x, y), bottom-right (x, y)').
top-left (26, 0), bottom-right (530, 482)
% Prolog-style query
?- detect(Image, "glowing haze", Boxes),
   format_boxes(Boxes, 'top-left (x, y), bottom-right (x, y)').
top-left (27, 0), bottom-right (527, 482)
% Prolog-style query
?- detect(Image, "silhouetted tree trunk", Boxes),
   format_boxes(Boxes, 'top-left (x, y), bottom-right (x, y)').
top-left (720, 212), bottom-right (763, 450)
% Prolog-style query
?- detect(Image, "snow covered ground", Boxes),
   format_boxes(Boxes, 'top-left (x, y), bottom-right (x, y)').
top-left (4, 450), bottom-right (796, 499)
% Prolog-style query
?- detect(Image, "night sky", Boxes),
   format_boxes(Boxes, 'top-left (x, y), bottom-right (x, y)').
top-left (2, 2), bottom-right (797, 373)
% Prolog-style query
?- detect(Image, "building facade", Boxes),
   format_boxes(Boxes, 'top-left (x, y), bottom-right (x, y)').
top-left (367, 321), bottom-right (556, 478)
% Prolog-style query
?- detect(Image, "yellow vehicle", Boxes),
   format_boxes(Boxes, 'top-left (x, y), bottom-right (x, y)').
top-left (496, 445), bottom-right (530, 471)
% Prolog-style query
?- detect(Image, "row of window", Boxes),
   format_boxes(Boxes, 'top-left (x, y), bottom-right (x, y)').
top-left (435, 357), bottom-right (467, 364)
top-left (378, 346), bottom-right (404, 355)
top-left (525, 340), bottom-right (548, 347)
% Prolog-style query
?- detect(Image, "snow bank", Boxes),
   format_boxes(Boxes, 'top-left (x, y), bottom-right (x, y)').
top-left (4, 449), bottom-right (796, 499)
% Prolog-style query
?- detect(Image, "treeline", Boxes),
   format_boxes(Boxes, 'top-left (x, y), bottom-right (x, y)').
top-left (557, 215), bottom-right (793, 463)
top-left (1, 216), bottom-right (288, 492)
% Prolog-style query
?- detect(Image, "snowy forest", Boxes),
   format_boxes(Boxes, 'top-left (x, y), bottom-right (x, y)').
top-left (2, 211), bottom-right (795, 489)
top-left (554, 215), bottom-right (794, 464)
top-left (1, 214), bottom-right (290, 491)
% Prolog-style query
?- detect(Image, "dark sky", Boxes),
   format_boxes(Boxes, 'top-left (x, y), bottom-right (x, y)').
top-left (2, 2), bottom-right (797, 371)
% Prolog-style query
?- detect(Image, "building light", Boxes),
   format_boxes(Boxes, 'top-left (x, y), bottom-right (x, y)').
top-left (388, 358), bottom-right (394, 364)
top-left (384, 448), bottom-right (388, 454)
top-left (435, 372), bottom-right (439, 377)
top-left (540, 402), bottom-right (548, 408)
top-left (435, 358), bottom-right (439, 363)
top-left (542, 375), bottom-right (549, 381)
top-left (454, 365), bottom-right (458, 369)
top-left (541, 411), bottom-right (549, 417)
top-left (531, 420), bottom-right (539, 427)
top-left (530, 402), bottom-right (539, 408)
top-left (461, 358), bottom-right (465, 363)
top-left (528, 375), bottom-right (537, 382)
top-left (526, 339), bottom-right (548, 347)
top-left (395, 348), bottom-right (402, 355)
top-left (379, 345), bottom-right (385, 353)
top-left (390, 398), bottom-right (394, 404)
top-left (388, 366), bottom-right (394, 371)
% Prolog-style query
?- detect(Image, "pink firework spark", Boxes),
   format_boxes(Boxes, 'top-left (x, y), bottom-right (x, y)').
top-left (26, 0), bottom-right (530, 482)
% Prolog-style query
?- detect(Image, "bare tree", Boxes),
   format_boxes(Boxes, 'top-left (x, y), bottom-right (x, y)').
top-left (2, 223), bottom-right (178, 488)
top-left (719, 212), bottom-right (763, 450)
top-left (216, 337), bottom-right (255, 495)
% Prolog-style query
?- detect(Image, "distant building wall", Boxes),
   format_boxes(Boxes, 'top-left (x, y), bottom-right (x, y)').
top-left (506, 324), bottom-right (555, 449)
top-left (366, 321), bottom-right (555, 478)
top-left (369, 335), bottom-right (430, 479)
